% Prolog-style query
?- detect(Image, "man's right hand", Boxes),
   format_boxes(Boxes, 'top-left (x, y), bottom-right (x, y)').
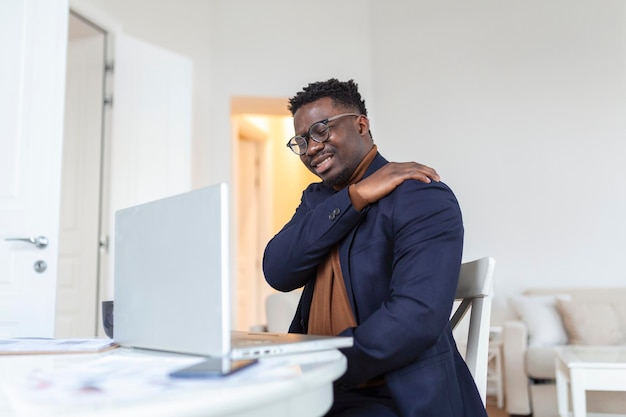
top-left (354, 162), bottom-right (440, 204)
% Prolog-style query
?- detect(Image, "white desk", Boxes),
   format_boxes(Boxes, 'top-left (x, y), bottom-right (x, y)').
top-left (0, 348), bottom-right (346, 417)
top-left (555, 346), bottom-right (626, 417)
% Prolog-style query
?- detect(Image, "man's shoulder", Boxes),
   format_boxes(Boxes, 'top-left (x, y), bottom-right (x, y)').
top-left (394, 178), bottom-right (457, 198)
top-left (385, 180), bottom-right (461, 215)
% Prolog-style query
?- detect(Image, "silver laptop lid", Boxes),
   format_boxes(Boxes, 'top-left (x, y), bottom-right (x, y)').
top-left (113, 183), bottom-right (230, 357)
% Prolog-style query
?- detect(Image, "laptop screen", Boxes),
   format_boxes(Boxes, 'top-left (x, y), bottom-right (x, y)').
top-left (113, 183), bottom-right (230, 357)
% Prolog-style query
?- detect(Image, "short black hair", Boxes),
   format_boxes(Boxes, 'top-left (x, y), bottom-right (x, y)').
top-left (288, 78), bottom-right (368, 116)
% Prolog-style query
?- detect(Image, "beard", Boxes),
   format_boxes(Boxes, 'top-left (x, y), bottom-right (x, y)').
top-left (322, 166), bottom-right (353, 189)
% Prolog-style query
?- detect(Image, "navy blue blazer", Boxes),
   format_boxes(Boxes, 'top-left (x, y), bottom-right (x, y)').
top-left (263, 153), bottom-right (486, 417)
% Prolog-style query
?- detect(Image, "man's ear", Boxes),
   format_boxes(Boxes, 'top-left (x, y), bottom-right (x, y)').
top-left (358, 115), bottom-right (370, 135)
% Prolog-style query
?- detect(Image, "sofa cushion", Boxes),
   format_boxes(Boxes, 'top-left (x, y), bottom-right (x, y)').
top-left (525, 346), bottom-right (558, 379)
top-left (510, 295), bottom-right (569, 347)
top-left (555, 298), bottom-right (625, 345)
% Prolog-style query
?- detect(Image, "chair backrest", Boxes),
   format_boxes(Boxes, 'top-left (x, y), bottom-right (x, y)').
top-left (450, 256), bottom-right (496, 406)
top-left (265, 290), bottom-right (302, 333)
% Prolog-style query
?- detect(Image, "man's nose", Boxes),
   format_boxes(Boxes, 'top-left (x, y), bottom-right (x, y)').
top-left (306, 138), bottom-right (324, 155)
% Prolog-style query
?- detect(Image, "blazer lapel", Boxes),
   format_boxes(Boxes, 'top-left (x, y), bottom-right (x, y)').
top-left (337, 153), bottom-right (388, 322)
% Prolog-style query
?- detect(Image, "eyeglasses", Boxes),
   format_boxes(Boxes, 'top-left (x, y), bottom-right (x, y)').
top-left (286, 113), bottom-right (361, 155)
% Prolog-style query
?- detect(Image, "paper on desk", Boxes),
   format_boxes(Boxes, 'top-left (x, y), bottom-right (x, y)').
top-left (3, 354), bottom-right (200, 414)
top-left (2, 352), bottom-right (304, 415)
top-left (0, 338), bottom-right (118, 355)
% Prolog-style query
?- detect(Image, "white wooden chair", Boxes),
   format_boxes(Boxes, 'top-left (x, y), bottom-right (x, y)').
top-left (264, 290), bottom-right (302, 333)
top-left (450, 256), bottom-right (496, 406)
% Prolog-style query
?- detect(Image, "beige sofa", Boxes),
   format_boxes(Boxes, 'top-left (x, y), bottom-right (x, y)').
top-left (502, 287), bottom-right (626, 417)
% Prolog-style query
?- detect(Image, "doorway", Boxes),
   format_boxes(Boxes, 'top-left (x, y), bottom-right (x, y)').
top-left (231, 98), bottom-right (318, 331)
top-left (55, 11), bottom-right (109, 338)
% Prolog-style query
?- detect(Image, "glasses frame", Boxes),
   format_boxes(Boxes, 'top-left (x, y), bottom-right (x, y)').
top-left (286, 113), bottom-right (361, 155)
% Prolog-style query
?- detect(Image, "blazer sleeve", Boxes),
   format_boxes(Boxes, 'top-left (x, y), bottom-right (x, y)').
top-left (262, 184), bottom-right (366, 292)
top-left (336, 181), bottom-right (464, 386)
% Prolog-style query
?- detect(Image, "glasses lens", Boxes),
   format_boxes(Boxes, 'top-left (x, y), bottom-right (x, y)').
top-left (289, 136), bottom-right (307, 155)
top-left (309, 122), bottom-right (330, 142)
top-left (309, 122), bottom-right (329, 143)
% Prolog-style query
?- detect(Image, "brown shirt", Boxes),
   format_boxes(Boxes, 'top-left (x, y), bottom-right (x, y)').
top-left (307, 145), bottom-right (378, 336)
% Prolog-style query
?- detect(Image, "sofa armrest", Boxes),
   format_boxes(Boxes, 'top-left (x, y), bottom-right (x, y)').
top-left (503, 320), bottom-right (532, 415)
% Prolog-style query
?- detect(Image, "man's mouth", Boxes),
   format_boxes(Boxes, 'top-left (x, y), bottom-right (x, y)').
top-left (312, 154), bottom-right (333, 174)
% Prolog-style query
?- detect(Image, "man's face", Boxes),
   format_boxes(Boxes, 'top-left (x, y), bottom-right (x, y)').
top-left (293, 97), bottom-right (371, 188)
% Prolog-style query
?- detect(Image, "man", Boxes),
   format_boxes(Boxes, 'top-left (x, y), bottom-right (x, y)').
top-left (263, 79), bottom-right (486, 417)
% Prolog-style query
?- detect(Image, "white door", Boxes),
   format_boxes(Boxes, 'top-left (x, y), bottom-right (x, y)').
top-left (233, 116), bottom-right (274, 331)
top-left (0, 0), bottom-right (68, 337)
top-left (55, 24), bottom-right (193, 337)
top-left (236, 130), bottom-right (264, 331)
top-left (55, 25), bottom-right (193, 336)
top-left (55, 14), bottom-right (107, 338)
top-left (103, 33), bottom-right (193, 304)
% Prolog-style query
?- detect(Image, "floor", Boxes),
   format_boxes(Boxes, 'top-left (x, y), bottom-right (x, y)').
top-left (486, 397), bottom-right (508, 417)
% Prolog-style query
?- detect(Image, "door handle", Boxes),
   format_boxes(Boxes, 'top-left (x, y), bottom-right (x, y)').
top-left (4, 235), bottom-right (49, 249)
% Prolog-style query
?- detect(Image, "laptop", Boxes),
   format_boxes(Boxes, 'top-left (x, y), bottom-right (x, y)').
top-left (113, 183), bottom-right (352, 376)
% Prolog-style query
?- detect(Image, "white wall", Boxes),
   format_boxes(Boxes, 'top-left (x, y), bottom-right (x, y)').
top-left (73, 0), bottom-right (213, 188)
top-left (75, 0), bottom-right (626, 322)
top-left (369, 0), bottom-right (626, 319)
top-left (204, 0), bottom-right (372, 186)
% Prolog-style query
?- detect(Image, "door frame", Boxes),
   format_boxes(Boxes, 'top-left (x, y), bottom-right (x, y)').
top-left (56, 11), bottom-right (109, 337)
top-left (64, 1), bottom-right (121, 337)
